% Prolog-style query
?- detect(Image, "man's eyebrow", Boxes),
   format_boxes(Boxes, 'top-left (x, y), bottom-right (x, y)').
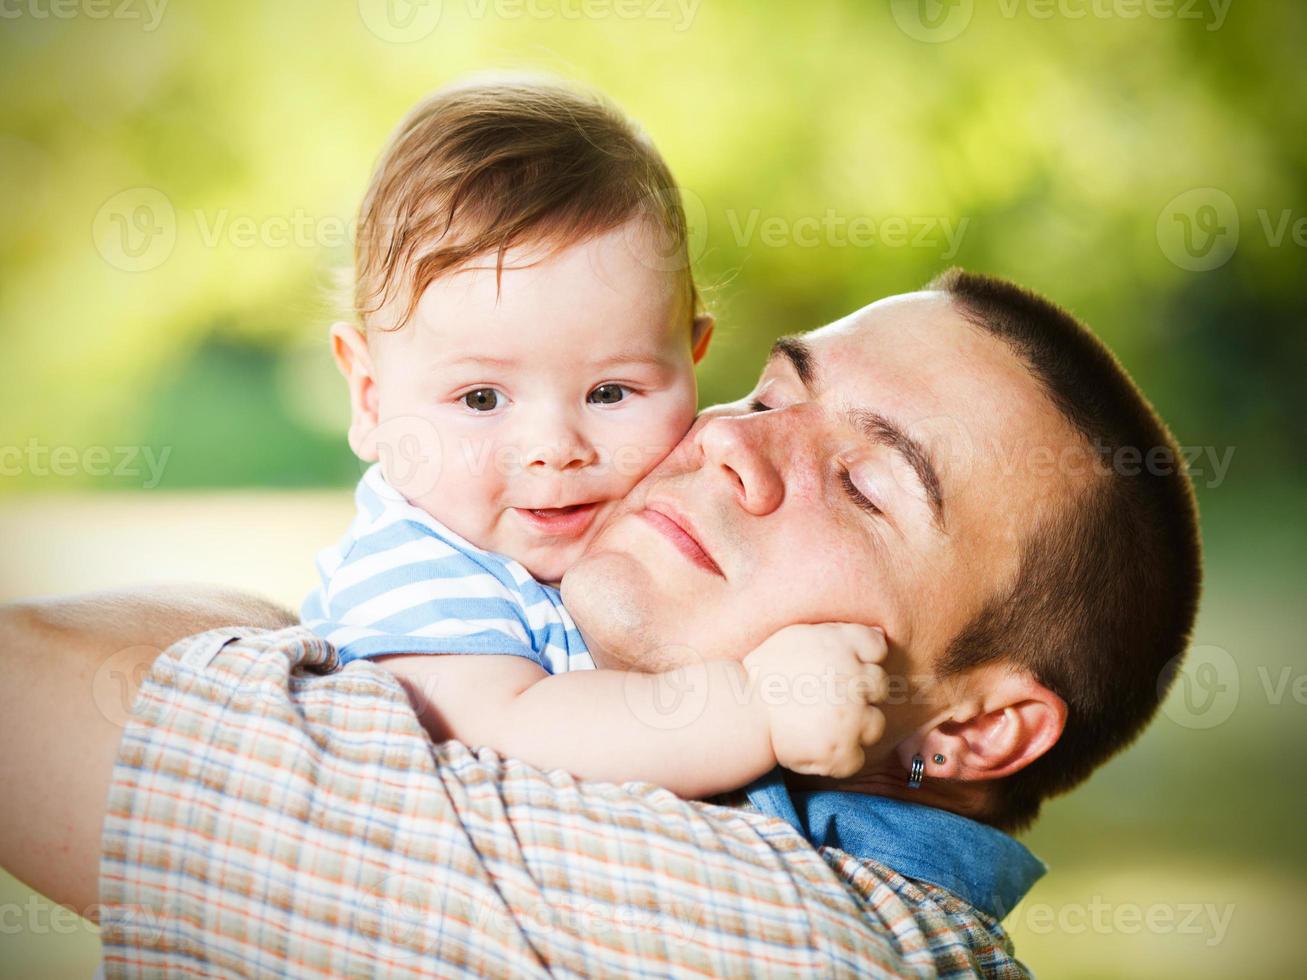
top-left (768, 336), bottom-right (818, 391)
top-left (767, 333), bottom-right (945, 530)
top-left (850, 410), bottom-right (947, 532)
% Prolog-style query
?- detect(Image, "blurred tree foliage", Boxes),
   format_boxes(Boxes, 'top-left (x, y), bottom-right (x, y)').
top-left (0, 0), bottom-right (1302, 493)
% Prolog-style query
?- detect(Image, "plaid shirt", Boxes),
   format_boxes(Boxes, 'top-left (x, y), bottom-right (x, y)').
top-left (99, 626), bottom-right (1035, 978)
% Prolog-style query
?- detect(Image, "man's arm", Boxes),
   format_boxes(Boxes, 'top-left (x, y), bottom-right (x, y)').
top-left (0, 585), bottom-right (295, 914)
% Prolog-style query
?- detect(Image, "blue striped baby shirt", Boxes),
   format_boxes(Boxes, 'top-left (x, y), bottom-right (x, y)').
top-left (301, 465), bottom-right (594, 674)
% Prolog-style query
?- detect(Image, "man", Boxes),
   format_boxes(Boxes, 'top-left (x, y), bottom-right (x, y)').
top-left (0, 271), bottom-right (1201, 976)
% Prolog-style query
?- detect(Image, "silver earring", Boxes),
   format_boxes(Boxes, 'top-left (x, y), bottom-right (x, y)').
top-left (933, 753), bottom-right (945, 764)
top-left (908, 754), bottom-right (925, 789)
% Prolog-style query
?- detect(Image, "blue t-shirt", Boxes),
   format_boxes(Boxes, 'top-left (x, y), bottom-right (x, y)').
top-left (302, 465), bottom-right (593, 673)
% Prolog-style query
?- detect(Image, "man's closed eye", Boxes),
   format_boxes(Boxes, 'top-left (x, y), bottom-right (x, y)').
top-left (840, 469), bottom-right (884, 517)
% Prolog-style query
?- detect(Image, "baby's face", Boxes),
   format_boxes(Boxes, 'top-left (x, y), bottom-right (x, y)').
top-left (354, 218), bottom-right (707, 584)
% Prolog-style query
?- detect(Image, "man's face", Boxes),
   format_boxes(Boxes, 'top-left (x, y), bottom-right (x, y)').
top-left (562, 291), bottom-right (1082, 729)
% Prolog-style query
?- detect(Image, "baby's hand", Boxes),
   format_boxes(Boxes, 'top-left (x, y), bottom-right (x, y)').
top-left (743, 623), bottom-right (889, 779)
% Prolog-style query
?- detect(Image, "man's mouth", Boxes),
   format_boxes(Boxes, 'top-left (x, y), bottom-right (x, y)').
top-left (514, 502), bottom-right (602, 537)
top-left (638, 503), bottom-right (725, 578)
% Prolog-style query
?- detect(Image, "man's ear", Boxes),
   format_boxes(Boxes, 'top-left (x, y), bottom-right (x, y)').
top-left (910, 666), bottom-right (1066, 783)
top-left (330, 321), bottom-right (380, 461)
top-left (690, 314), bottom-right (715, 365)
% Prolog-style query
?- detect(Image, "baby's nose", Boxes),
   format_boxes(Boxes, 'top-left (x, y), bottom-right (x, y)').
top-left (525, 432), bottom-right (599, 472)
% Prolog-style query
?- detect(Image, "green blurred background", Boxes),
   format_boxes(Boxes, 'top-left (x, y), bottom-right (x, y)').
top-left (1, 1), bottom-right (1304, 977)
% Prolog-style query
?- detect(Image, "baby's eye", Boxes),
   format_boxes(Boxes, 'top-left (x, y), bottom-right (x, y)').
top-left (588, 383), bottom-right (630, 405)
top-left (463, 388), bottom-right (501, 412)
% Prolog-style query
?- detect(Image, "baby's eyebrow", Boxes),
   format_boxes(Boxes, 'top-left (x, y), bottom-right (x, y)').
top-left (589, 350), bottom-right (670, 369)
top-left (440, 352), bottom-right (666, 371)
top-left (442, 355), bottom-right (517, 369)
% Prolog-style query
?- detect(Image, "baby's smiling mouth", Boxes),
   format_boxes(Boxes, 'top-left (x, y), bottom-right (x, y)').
top-left (513, 501), bottom-right (605, 537)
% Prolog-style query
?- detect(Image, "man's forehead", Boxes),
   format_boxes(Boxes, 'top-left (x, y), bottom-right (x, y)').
top-left (807, 290), bottom-right (974, 360)
top-left (796, 291), bottom-right (1018, 405)
top-left (781, 290), bottom-right (1083, 509)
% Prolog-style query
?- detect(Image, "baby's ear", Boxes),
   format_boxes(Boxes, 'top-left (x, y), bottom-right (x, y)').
top-left (329, 322), bottom-right (380, 461)
top-left (691, 314), bottom-right (715, 364)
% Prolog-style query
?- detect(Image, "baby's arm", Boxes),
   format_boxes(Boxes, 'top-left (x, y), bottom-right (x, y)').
top-left (377, 623), bottom-right (888, 799)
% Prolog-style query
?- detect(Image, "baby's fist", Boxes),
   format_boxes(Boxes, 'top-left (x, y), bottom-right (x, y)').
top-left (743, 622), bottom-right (889, 778)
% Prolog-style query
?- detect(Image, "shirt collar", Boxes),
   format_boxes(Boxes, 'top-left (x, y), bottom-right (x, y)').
top-left (744, 769), bottom-right (1045, 921)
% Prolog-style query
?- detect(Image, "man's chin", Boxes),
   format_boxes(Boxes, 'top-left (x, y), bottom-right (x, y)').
top-left (561, 546), bottom-right (665, 671)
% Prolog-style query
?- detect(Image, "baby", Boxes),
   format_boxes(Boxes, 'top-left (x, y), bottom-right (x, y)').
top-left (303, 77), bottom-right (886, 799)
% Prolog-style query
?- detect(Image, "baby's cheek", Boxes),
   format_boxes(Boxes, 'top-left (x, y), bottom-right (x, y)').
top-left (629, 394), bottom-right (697, 477)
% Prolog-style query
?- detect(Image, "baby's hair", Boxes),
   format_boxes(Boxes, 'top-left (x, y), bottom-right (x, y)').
top-left (352, 74), bottom-right (700, 331)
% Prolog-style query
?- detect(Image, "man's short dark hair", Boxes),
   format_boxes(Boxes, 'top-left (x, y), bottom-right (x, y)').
top-left (929, 268), bottom-right (1202, 832)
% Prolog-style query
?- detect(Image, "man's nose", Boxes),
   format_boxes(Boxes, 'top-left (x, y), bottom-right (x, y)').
top-left (692, 413), bottom-right (786, 515)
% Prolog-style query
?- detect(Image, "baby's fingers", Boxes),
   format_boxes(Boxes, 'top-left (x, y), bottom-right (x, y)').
top-left (834, 623), bottom-right (888, 665)
top-left (825, 743), bottom-right (867, 780)
top-left (850, 662), bottom-right (889, 705)
top-left (860, 705), bottom-right (887, 746)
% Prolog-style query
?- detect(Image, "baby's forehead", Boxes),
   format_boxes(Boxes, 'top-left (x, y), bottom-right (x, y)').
top-left (374, 252), bottom-right (691, 362)
top-left (368, 217), bottom-right (692, 332)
